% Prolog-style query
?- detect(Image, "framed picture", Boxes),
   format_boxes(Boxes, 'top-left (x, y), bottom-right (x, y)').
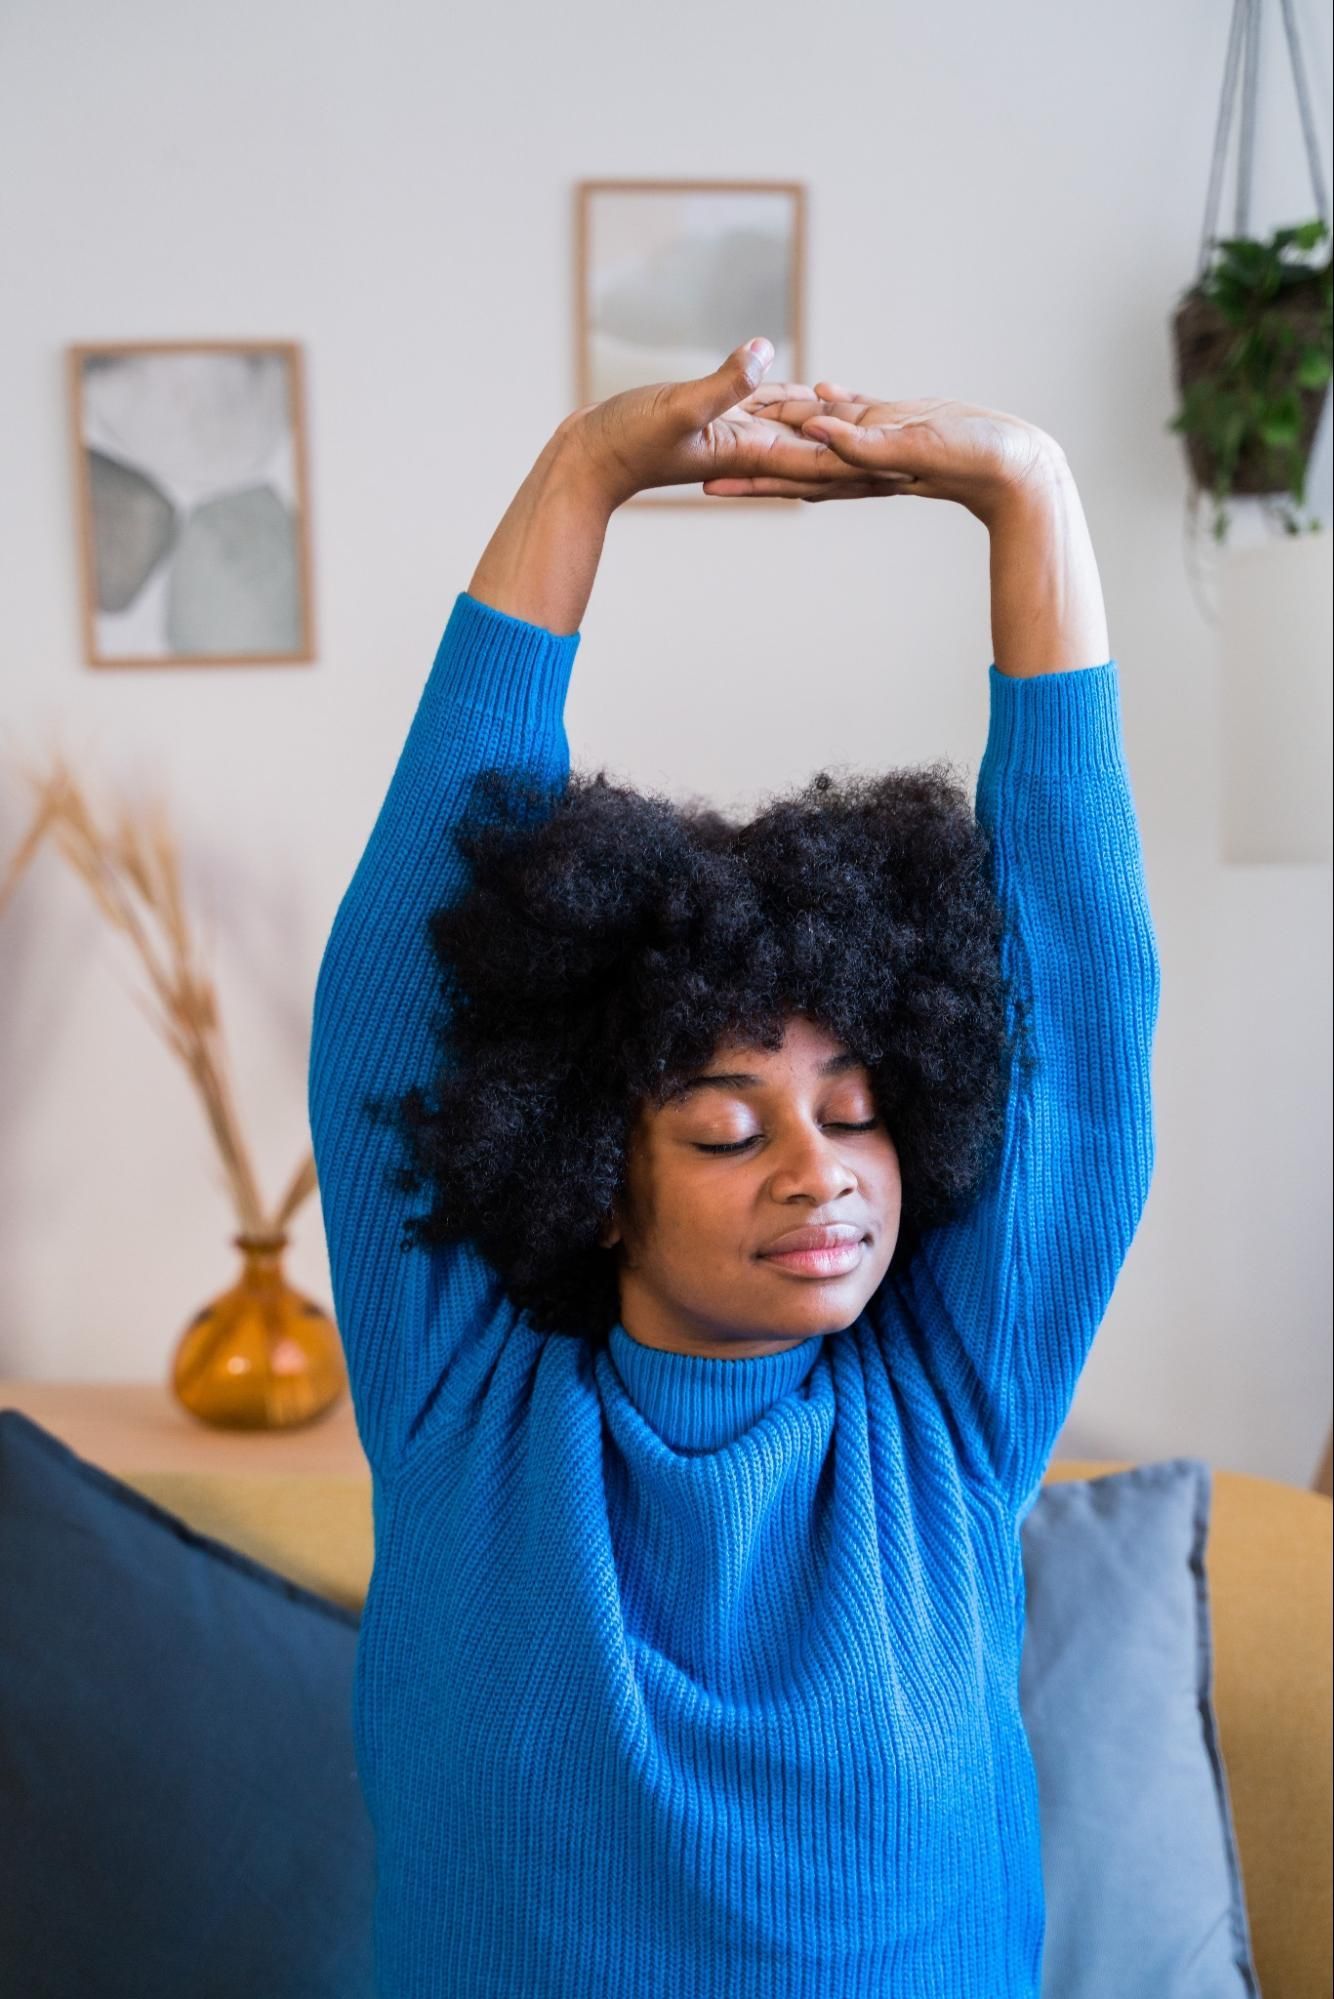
top-left (67, 340), bottom-right (316, 667)
top-left (575, 179), bottom-right (806, 507)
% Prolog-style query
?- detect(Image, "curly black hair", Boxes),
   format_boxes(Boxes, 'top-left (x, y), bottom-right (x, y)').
top-left (366, 755), bottom-right (1033, 1347)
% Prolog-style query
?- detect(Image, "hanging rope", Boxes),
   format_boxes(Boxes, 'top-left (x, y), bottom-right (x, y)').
top-left (1277, 0), bottom-right (1330, 226)
top-left (1197, 0), bottom-right (1329, 283)
top-left (1185, 0), bottom-right (1330, 623)
top-left (1198, 0), bottom-right (1250, 282)
top-left (1237, 0), bottom-right (1261, 238)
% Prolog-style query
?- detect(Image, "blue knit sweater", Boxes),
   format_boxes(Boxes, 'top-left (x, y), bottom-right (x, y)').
top-left (308, 589), bottom-right (1160, 1998)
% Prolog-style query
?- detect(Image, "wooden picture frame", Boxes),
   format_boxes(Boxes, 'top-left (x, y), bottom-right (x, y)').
top-left (68, 339), bottom-right (316, 668)
top-left (574, 179), bottom-right (806, 508)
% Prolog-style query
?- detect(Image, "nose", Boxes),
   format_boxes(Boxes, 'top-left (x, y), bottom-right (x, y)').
top-left (767, 1124), bottom-right (858, 1202)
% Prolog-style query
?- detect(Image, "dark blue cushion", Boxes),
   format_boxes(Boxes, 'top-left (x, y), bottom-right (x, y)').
top-left (1019, 1458), bottom-right (1260, 1996)
top-left (0, 1409), bottom-right (375, 1999)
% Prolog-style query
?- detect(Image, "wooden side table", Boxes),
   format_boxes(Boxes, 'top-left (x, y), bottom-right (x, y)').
top-left (0, 1379), bottom-right (373, 1607)
top-left (0, 1379), bottom-right (370, 1479)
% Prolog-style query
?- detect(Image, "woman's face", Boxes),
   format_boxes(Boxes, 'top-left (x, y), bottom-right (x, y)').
top-left (600, 1014), bottom-right (902, 1359)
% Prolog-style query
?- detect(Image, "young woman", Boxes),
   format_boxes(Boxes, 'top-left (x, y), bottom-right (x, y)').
top-left (308, 339), bottom-right (1160, 1997)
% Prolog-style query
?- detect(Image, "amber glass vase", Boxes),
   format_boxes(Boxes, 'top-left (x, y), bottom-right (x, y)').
top-left (171, 1232), bottom-right (346, 1431)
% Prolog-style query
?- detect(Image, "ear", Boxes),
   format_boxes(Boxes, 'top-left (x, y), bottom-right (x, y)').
top-left (599, 1172), bottom-right (636, 1248)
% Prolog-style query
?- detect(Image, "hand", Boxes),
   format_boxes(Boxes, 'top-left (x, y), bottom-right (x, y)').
top-left (703, 385), bottom-right (1067, 527)
top-left (555, 341), bottom-right (881, 509)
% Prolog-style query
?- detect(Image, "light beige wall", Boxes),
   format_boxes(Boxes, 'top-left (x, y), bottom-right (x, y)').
top-left (1, 0), bottom-right (1330, 1484)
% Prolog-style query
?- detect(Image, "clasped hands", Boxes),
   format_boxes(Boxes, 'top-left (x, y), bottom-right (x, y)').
top-left (557, 337), bottom-right (1068, 530)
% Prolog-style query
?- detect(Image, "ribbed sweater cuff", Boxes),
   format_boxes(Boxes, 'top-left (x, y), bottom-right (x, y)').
top-left (432, 590), bottom-right (581, 729)
top-left (983, 658), bottom-right (1123, 776)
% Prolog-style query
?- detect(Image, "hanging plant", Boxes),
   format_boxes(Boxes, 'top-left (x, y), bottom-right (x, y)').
top-left (1169, 217), bottom-right (1332, 541)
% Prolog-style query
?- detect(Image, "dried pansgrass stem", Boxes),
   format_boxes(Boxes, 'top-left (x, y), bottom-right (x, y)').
top-left (0, 749), bottom-right (317, 1240)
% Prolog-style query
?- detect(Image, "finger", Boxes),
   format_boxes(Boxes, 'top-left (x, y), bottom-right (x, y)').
top-left (728, 389), bottom-right (825, 424)
top-left (739, 423), bottom-right (919, 487)
top-left (799, 411), bottom-right (933, 478)
top-left (754, 394), bottom-right (828, 422)
top-left (702, 475), bottom-right (911, 500)
top-left (684, 338), bottom-right (775, 424)
top-left (734, 379), bottom-right (860, 411)
top-left (736, 382), bottom-right (818, 408)
top-left (812, 381), bottom-right (869, 405)
top-left (705, 483), bottom-right (905, 501)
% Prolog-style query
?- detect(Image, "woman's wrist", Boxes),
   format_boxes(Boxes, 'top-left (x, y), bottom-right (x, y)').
top-left (986, 454), bottom-right (1111, 678)
top-left (467, 429), bottom-right (618, 637)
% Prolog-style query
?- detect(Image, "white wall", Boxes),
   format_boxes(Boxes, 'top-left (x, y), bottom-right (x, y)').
top-left (2, 0), bottom-right (1330, 1486)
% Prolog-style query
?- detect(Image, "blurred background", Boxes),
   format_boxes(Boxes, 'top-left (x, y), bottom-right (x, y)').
top-left (1, 0), bottom-right (1329, 1486)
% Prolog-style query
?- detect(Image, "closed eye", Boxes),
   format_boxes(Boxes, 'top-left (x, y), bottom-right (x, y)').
top-left (694, 1119), bottom-right (881, 1155)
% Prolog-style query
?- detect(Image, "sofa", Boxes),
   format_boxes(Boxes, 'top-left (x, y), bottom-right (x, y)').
top-left (0, 1431), bottom-right (1312, 1999)
top-left (62, 1453), bottom-right (1334, 1998)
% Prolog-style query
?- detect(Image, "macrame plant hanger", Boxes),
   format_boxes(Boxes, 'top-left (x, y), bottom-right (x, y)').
top-left (1183, 0), bottom-right (1330, 622)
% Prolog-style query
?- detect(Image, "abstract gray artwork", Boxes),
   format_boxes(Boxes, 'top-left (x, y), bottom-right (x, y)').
top-left (73, 345), bottom-right (311, 663)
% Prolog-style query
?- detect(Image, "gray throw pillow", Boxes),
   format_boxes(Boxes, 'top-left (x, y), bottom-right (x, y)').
top-left (1019, 1458), bottom-right (1260, 1996)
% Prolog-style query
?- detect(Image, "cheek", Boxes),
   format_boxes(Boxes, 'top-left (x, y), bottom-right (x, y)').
top-left (621, 1141), bottom-right (705, 1245)
top-left (636, 1155), bottom-right (751, 1267)
top-left (664, 1166), bottom-right (745, 1245)
top-left (883, 1141), bottom-right (905, 1203)
top-left (862, 1133), bottom-right (904, 1219)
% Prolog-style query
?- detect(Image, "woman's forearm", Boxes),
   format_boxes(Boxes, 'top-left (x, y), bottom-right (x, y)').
top-left (986, 455), bottom-right (1110, 678)
top-left (467, 427), bottom-right (616, 637)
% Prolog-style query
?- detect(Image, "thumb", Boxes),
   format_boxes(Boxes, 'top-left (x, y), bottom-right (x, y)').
top-left (682, 338), bottom-right (773, 422)
top-left (736, 336), bottom-right (774, 385)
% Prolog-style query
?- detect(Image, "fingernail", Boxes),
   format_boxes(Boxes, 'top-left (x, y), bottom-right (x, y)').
top-left (746, 338), bottom-right (773, 365)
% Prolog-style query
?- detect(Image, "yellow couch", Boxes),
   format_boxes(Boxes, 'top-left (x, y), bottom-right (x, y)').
top-left (121, 1456), bottom-right (1333, 1999)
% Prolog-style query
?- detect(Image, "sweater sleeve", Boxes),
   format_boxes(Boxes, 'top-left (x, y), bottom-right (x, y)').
top-left (878, 658), bottom-right (1161, 1518)
top-left (307, 591), bottom-right (579, 1477)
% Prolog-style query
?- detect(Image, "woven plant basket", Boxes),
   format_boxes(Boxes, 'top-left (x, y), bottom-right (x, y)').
top-left (1171, 277), bottom-right (1329, 497)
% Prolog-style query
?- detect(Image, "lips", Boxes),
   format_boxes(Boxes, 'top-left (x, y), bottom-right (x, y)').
top-left (759, 1223), bottom-right (864, 1256)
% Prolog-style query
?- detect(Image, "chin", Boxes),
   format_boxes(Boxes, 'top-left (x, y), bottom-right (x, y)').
top-left (778, 1291), bottom-right (871, 1336)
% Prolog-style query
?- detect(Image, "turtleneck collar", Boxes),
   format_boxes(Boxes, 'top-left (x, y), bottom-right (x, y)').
top-left (605, 1321), bottom-right (825, 1452)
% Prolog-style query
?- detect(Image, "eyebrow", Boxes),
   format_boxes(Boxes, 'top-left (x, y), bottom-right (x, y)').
top-left (666, 1050), bottom-right (864, 1105)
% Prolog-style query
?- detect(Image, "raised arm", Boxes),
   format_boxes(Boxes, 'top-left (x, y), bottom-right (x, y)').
top-left (882, 459), bottom-right (1160, 1516)
top-left (307, 436), bottom-right (610, 1478)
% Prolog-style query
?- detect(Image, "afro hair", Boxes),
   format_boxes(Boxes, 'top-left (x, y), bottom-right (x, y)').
top-left (365, 754), bottom-right (1033, 1347)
